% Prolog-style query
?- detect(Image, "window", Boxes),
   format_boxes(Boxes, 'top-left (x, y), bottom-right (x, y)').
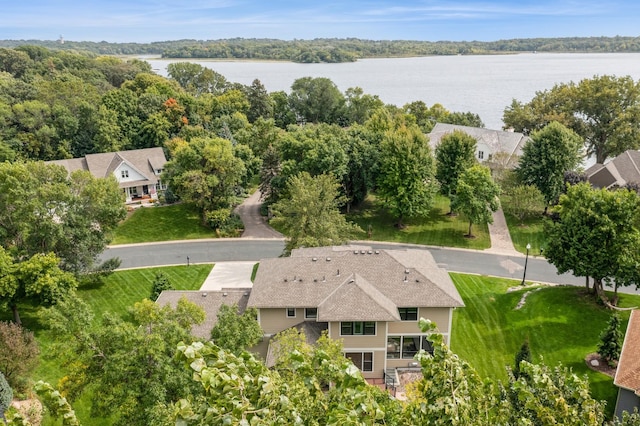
top-left (387, 335), bottom-right (434, 359)
top-left (345, 352), bottom-right (373, 372)
top-left (341, 321), bottom-right (375, 335)
top-left (478, 151), bottom-right (484, 160)
top-left (305, 308), bottom-right (317, 319)
top-left (121, 170), bottom-right (129, 178)
top-left (286, 308), bottom-right (296, 318)
top-left (398, 307), bottom-right (418, 321)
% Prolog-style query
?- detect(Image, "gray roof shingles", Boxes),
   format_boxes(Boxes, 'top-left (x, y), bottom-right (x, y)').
top-left (247, 246), bottom-right (464, 322)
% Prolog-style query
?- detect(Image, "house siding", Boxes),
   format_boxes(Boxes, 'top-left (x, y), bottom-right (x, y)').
top-left (329, 322), bottom-right (387, 348)
top-left (259, 308), bottom-right (310, 334)
top-left (342, 349), bottom-right (386, 379)
top-left (615, 388), bottom-right (640, 420)
top-left (387, 307), bottom-right (450, 334)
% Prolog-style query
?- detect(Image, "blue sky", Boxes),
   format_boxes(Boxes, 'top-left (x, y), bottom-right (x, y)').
top-left (2, 0), bottom-right (639, 43)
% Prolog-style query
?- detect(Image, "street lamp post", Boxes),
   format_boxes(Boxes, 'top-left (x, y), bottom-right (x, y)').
top-left (521, 243), bottom-right (531, 286)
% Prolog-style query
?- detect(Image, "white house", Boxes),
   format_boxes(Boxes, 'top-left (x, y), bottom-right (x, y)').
top-left (48, 147), bottom-right (167, 203)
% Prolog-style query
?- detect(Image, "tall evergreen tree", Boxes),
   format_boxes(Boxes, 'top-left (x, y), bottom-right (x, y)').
top-left (597, 313), bottom-right (623, 365)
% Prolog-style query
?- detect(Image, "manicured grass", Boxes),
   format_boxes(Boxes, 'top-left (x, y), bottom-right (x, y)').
top-left (450, 273), bottom-right (640, 417)
top-left (503, 210), bottom-right (547, 255)
top-left (111, 203), bottom-right (218, 245)
top-left (78, 264), bottom-right (212, 324)
top-left (347, 194), bottom-right (491, 249)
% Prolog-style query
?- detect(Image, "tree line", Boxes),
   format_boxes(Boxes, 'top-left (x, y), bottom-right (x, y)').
top-left (1, 36), bottom-right (640, 63)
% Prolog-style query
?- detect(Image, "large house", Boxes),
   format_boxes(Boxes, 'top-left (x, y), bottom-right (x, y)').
top-left (586, 150), bottom-right (640, 190)
top-left (246, 245), bottom-right (465, 381)
top-left (428, 123), bottom-right (529, 166)
top-left (614, 309), bottom-right (640, 419)
top-left (47, 147), bottom-right (167, 203)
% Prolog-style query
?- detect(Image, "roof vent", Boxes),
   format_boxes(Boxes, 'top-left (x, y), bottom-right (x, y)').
top-left (223, 292), bottom-right (228, 297)
top-left (368, 250), bottom-right (373, 254)
top-left (360, 250), bottom-right (366, 254)
top-left (403, 275), bottom-right (408, 283)
top-left (336, 269), bottom-right (340, 276)
top-left (322, 275), bottom-right (326, 282)
top-left (284, 278), bottom-right (288, 282)
top-left (354, 250), bottom-right (358, 254)
top-left (202, 292), bottom-right (207, 297)
top-left (313, 278), bottom-right (318, 282)
top-left (415, 279), bottom-right (420, 283)
top-left (312, 257), bottom-right (318, 262)
top-left (326, 257), bottom-right (331, 262)
top-left (375, 250), bottom-right (380, 254)
top-left (349, 278), bottom-right (355, 283)
top-left (244, 292), bottom-right (249, 296)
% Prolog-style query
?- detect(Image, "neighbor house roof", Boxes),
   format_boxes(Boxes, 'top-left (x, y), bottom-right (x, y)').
top-left (614, 310), bottom-right (640, 395)
top-left (247, 246), bottom-right (464, 322)
top-left (155, 289), bottom-right (251, 340)
top-left (586, 150), bottom-right (640, 189)
top-left (48, 147), bottom-right (167, 187)
top-left (264, 321), bottom-right (328, 368)
top-left (428, 123), bottom-right (529, 163)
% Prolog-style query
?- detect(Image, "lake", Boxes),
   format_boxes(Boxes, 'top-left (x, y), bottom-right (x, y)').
top-left (146, 53), bottom-right (640, 130)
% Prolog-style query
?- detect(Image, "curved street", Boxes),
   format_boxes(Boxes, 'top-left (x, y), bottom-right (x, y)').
top-left (102, 191), bottom-right (637, 295)
top-left (102, 239), bottom-right (603, 290)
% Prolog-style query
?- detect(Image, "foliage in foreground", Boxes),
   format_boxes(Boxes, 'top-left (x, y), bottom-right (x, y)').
top-left (171, 318), bottom-right (609, 426)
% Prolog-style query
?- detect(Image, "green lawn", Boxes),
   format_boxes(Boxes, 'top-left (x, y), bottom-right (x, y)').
top-left (450, 273), bottom-right (639, 417)
top-left (347, 194), bottom-right (491, 249)
top-left (111, 203), bottom-right (218, 245)
top-left (77, 264), bottom-right (212, 324)
top-left (503, 210), bottom-right (547, 255)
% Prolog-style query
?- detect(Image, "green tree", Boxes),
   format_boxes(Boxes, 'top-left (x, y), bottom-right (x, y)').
top-left (0, 371), bottom-right (11, 423)
top-left (0, 162), bottom-right (125, 274)
top-left (504, 75), bottom-right (640, 163)
top-left (289, 76), bottom-right (346, 124)
top-left (377, 120), bottom-right (439, 228)
top-left (451, 165), bottom-right (501, 237)
top-left (245, 78), bottom-right (273, 122)
top-left (0, 321), bottom-right (39, 389)
top-left (502, 184), bottom-right (546, 224)
top-left (344, 86), bottom-right (384, 125)
top-left (164, 136), bottom-right (246, 227)
top-left (270, 172), bottom-right (363, 254)
top-left (544, 183), bottom-right (640, 303)
top-left (597, 313), bottom-right (623, 365)
top-left (149, 271), bottom-right (172, 301)
top-left (514, 339), bottom-right (532, 379)
top-left (515, 121), bottom-right (583, 211)
top-left (210, 304), bottom-right (263, 355)
top-left (435, 129), bottom-right (477, 203)
top-left (50, 298), bottom-right (205, 426)
top-left (34, 381), bottom-right (80, 426)
top-left (1, 250), bottom-right (77, 325)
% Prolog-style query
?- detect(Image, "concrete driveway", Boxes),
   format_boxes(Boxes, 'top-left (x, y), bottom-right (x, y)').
top-left (200, 261), bottom-right (256, 290)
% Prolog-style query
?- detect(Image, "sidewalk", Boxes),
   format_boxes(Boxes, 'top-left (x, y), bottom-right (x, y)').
top-left (484, 208), bottom-right (521, 256)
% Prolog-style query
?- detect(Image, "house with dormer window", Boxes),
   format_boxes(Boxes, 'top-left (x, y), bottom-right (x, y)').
top-left (48, 147), bottom-right (167, 203)
top-left (246, 245), bottom-right (465, 381)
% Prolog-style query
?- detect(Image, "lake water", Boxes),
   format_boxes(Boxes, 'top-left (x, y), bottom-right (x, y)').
top-left (146, 53), bottom-right (640, 130)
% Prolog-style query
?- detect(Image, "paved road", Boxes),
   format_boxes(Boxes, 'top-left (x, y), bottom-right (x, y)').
top-left (104, 239), bottom-right (630, 291)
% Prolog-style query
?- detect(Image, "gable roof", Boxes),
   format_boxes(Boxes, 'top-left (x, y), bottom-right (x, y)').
top-left (428, 123), bottom-right (529, 163)
top-left (48, 147), bottom-right (167, 187)
top-left (247, 246), bottom-right (464, 322)
top-left (614, 310), bottom-right (640, 395)
top-left (586, 150), bottom-right (640, 189)
top-left (155, 289), bottom-right (250, 339)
